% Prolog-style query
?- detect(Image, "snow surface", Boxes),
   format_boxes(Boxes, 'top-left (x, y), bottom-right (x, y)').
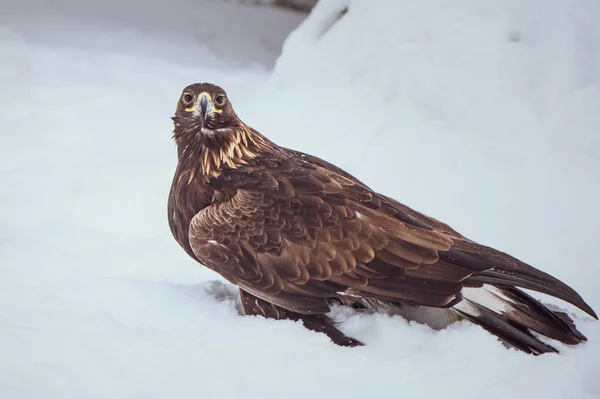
top-left (1, 0), bottom-right (599, 398)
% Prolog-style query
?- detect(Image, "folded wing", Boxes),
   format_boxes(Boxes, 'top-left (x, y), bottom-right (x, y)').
top-left (188, 151), bottom-right (597, 321)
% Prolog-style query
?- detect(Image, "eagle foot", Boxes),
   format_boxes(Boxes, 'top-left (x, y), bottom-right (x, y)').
top-left (239, 289), bottom-right (363, 347)
top-left (332, 336), bottom-right (364, 348)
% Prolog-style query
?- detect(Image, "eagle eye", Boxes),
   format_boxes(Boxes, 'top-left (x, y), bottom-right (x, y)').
top-left (215, 95), bottom-right (226, 106)
top-left (182, 93), bottom-right (194, 106)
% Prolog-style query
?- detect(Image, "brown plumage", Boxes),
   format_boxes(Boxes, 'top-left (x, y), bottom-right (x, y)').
top-left (168, 82), bottom-right (597, 354)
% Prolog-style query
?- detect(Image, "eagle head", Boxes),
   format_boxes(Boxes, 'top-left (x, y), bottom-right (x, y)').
top-left (171, 82), bottom-right (272, 179)
top-left (172, 82), bottom-right (243, 146)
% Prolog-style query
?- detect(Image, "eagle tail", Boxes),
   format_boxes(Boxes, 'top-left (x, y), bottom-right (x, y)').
top-left (440, 247), bottom-right (597, 319)
top-left (452, 284), bottom-right (589, 354)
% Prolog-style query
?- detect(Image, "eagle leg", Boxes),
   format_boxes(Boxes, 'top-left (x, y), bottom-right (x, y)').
top-left (239, 289), bottom-right (363, 347)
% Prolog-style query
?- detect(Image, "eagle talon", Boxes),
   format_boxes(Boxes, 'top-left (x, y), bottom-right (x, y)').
top-left (334, 336), bottom-right (365, 347)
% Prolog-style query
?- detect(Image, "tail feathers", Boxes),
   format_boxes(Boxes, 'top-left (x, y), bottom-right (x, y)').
top-left (453, 285), bottom-right (589, 355)
top-left (445, 246), bottom-right (598, 319)
top-left (496, 287), bottom-right (587, 344)
top-left (468, 268), bottom-right (597, 320)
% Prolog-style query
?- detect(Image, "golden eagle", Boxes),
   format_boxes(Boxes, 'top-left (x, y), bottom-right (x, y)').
top-left (168, 82), bottom-right (596, 354)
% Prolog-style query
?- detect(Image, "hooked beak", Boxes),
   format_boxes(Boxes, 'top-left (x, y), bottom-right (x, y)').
top-left (183, 92), bottom-right (223, 128)
top-left (197, 93), bottom-right (210, 127)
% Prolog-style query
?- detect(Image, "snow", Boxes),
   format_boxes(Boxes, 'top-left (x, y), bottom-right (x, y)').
top-left (1, 0), bottom-right (599, 398)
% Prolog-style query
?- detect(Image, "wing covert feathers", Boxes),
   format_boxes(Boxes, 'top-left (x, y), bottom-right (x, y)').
top-left (175, 136), bottom-right (596, 353)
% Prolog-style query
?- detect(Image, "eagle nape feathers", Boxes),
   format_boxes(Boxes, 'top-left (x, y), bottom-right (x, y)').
top-left (167, 82), bottom-right (597, 355)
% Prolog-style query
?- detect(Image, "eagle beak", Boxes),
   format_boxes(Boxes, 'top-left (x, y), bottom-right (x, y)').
top-left (197, 93), bottom-right (211, 127)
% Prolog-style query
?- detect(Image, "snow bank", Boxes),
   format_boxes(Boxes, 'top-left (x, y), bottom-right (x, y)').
top-left (1, 0), bottom-right (599, 398)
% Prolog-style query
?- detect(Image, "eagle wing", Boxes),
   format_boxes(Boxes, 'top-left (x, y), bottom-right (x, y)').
top-left (188, 149), bottom-right (596, 318)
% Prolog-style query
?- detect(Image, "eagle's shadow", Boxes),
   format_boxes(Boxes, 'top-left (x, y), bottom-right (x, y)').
top-left (184, 280), bottom-right (246, 316)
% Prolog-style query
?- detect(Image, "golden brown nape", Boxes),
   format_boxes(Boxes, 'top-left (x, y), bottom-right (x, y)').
top-left (168, 82), bottom-right (597, 355)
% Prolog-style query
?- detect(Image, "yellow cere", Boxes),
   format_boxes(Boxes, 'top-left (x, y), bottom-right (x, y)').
top-left (185, 92), bottom-right (223, 113)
